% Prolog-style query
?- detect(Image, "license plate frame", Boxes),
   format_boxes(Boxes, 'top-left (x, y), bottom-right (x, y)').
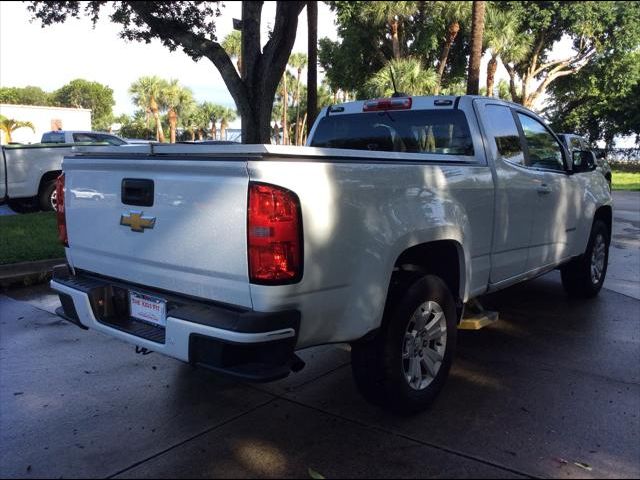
top-left (129, 290), bottom-right (167, 328)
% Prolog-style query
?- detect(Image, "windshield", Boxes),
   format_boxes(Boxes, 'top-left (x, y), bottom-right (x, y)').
top-left (310, 109), bottom-right (474, 156)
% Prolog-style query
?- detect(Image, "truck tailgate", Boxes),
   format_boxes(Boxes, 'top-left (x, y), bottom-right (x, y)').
top-left (63, 156), bottom-right (252, 308)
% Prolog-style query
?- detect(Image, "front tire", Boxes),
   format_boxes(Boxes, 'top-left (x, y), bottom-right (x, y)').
top-left (351, 275), bottom-right (457, 414)
top-left (561, 219), bottom-right (610, 298)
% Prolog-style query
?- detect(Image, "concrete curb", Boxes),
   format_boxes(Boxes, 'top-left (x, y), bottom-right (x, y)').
top-left (0, 258), bottom-right (65, 288)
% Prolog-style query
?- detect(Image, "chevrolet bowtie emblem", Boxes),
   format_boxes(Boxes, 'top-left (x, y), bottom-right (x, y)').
top-left (120, 211), bottom-right (156, 232)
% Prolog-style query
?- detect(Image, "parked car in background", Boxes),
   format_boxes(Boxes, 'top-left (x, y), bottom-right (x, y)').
top-left (1, 143), bottom-right (123, 212)
top-left (558, 133), bottom-right (612, 190)
top-left (42, 130), bottom-right (128, 146)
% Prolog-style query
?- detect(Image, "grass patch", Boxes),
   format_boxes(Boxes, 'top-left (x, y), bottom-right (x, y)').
top-left (0, 212), bottom-right (64, 264)
top-left (612, 171), bottom-right (640, 191)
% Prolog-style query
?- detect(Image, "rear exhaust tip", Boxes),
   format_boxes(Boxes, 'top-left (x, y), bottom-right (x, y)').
top-left (290, 354), bottom-right (306, 373)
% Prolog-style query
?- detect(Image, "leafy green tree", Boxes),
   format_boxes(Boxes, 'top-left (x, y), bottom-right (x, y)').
top-left (497, 1), bottom-right (639, 108)
top-left (162, 79), bottom-right (194, 143)
top-left (199, 102), bottom-right (226, 140)
top-left (0, 86), bottom-right (53, 106)
top-left (129, 76), bottom-right (168, 142)
top-left (547, 50), bottom-right (640, 148)
top-left (359, 1), bottom-right (418, 59)
top-left (366, 58), bottom-right (438, 97)
top-left (116, 112), bottom-right (155, 140)
top-left (28, 1), bottom-right (306, 144)
top-left (434, 1), bottom-right (472, 94)
top-left (219, 107), bottom-right (237, 141)
top-left (320, 1), bottom-right (471, 99)
top-left (0, 115), bottom-right (35, 144)
top-left (483, 7), bottom-right (528, 97)
top-left (53, 79), bottom-right (115, 130)
top-left (289, 53), bottom-right (307, 145)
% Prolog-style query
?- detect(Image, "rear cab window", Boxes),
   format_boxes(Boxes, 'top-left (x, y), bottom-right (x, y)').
top-left (310, 109), bottom-right (474, 157)
top-left (42, 132), bottom-right (65, 143)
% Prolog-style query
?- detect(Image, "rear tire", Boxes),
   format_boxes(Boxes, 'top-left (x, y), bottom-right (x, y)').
top-left (561, 219), bottom-right (609, 298)
top-left (39, 180), bottom-right (57, 212)
top-left (351, 274), bottom-right (457, 414)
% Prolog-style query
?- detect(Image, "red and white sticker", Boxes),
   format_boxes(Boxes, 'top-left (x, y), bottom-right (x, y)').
top-left (129, 291), bottom-right (167, 327)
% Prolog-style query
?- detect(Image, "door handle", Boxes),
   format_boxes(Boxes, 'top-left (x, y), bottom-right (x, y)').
top-left (537, 184), bottom-right (552, 194)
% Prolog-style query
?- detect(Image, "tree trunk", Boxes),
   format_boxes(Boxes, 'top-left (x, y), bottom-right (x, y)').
top-left (168, 108), bottom-right (177, 143)
top-left (153, 110), bottom-right (165, 143)
top-left (486, 55), bottom-right (498, 97)
top-left (220, 120), bottom-right (228, 140)
top-left (466, 1), bottom-right (485, 95)
top-left (198, 129), bottom-right (203, 141)
top-left (306, 0), bottom-right (318, 137)
top-left (281, 74), bottom-right (289, 145)
top-left (300, 112), bottom-right (307, 145)
top-left (391, 19), bottom-right (401, 59)
top-left (435, 21), bottom-right (460, 94)
top-left (210, 119), bottom-right (217, 140)
top-left (190, 130), bottom-right (195, 141)
top-left (294, 67), bottom-right (302, 145)
top-left (273, 122), bottom-right (280, 144)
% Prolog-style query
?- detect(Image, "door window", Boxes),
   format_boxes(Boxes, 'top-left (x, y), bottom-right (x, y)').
top-left (517, 113), bottom-right (565, 171)
top-left (485, 105), bottom-right (525, 166)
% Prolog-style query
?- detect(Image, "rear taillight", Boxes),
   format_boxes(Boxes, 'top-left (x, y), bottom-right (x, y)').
top-left (248, 183), bottom-right (302, 284)
top-left (55, 173), bottom-right (68, 247)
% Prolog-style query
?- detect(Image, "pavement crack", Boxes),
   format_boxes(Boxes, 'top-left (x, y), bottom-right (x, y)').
top-left (272, 395), bottom-right (540, 479)
top-left (105, 396), bottom-right (277, 479)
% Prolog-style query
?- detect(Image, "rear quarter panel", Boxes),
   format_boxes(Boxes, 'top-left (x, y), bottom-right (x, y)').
top-left (247, 159), bottom-right (494, 347)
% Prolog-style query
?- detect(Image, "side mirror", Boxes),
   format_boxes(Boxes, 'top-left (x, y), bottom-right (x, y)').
top-left (572, 150), bottom-right (596, 173)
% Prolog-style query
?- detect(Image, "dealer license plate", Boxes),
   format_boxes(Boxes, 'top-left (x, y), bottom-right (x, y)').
top-left (129, 291), bottom-right (167, 327)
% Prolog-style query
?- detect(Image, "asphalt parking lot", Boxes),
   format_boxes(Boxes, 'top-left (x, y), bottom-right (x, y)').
top-left (1, 192), bottom-right (638, 479)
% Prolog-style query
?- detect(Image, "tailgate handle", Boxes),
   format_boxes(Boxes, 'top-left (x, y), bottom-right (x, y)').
top-left (122, 178), bottom-right (154, 207)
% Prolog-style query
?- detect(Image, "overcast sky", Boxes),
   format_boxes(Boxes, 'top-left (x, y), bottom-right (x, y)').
top-left (0, 1), bottom-right (338, 121)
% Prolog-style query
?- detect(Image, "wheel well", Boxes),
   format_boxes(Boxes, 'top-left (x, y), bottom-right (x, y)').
top-left (393, 240), bottom-right (462, 303)
top-left (38, 171), bottom-right (62, 194)
top-left (594, 205), bottom-right (612, 238)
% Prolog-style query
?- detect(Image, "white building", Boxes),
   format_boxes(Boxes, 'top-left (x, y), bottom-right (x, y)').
top-left (0, 104), bottom-right (91, 144)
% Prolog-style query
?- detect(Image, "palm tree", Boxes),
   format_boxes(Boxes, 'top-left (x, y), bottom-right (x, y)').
top-left (0, 115), bottom-right (35, 144)
top-left (484, 8), bottom-right (526, 97)
top-left (180, 106), bottom-right (200, 141)
top-left (162, 80), bottom-right (194, 143)
top-left (279, 70), bottom-right (295, 145)
top-left (367, 58), bottom-right (438, 97)
top-left (361, 2), bottom-right (418, 60)
top-left (219, 108), bottom-right (237, 141)
top-left (199, 102), bottom-right (225, 140)
top-left (222, 30), bottom-right (242, 75)
top-left (501, 33), bottom-right (532, 104)
top-left (466, 1), bottom-right (486, 95)
top-left (307, 0), bottom-right (318, 138)
top-left (129, 76), bottom-right (168, 142)
top-left (435, 2), bottom-right (471, 94)
top-left (289, 53), bottom-right (307, 145)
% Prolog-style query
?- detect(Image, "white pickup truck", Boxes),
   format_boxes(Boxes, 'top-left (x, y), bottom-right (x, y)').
top-left (50, 95), bottom-right (611, 412)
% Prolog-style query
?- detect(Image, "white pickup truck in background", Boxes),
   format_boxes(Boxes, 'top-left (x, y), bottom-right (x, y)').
top-left (50, 95), bottom-right (611, 412)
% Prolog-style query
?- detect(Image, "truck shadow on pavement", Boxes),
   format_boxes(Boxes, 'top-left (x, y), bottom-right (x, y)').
top-left (1, 272), bottom-right (638, 479)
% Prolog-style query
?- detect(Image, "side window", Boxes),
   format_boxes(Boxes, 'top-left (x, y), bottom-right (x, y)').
top-left (517, 113), bottom-right (565, 171)
top-left (569, 137), bottom-right (582, 152)
top-left (485, 105), bottom-right (525, 166)
top-left (73, 133), bottom-right (95, 143)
